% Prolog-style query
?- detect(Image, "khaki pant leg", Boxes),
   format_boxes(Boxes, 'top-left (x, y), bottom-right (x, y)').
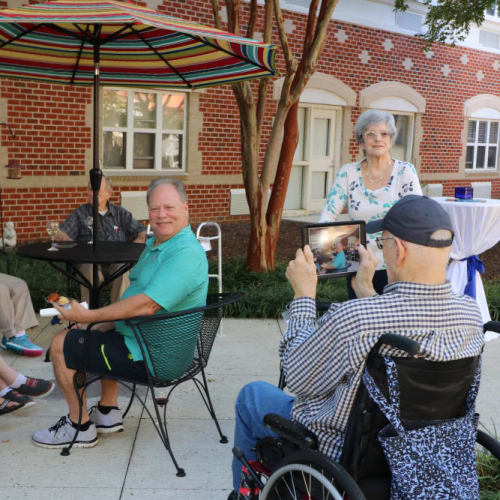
top-left (76, 263), bottom-right (104, 304)
top-left (0, 273), bottom-right (38, 337)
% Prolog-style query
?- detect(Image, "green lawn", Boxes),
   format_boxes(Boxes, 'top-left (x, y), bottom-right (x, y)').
top-left (2, 252), bottom-right (499, 320)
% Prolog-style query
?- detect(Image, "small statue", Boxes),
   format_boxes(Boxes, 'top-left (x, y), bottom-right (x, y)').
top-left (2, 221), bottom-right (17, 248)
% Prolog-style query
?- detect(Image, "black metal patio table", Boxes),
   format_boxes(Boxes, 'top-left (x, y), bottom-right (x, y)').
top-left (17, 241), bottom-right (145, 309)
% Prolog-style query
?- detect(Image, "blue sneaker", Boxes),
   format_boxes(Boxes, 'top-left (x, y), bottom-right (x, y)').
top-left (1, 334), bottom-right (43, 357)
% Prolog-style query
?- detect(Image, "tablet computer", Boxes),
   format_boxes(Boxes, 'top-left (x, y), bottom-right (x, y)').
top-left (301, 221), bottom-right (366, 278)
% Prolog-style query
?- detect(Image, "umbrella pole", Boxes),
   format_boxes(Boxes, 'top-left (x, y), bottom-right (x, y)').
top-left (89, 39), bottom-right (102, 308)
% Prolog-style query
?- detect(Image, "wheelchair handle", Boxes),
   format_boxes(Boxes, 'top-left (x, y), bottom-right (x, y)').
top-left (484, 321), bottom-right (500, 334)
top-left (377, 334), bottom-right (420, 357)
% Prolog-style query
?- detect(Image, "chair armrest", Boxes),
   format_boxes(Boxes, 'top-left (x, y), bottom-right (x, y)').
top-left (263, 413), bottom-right (318, 450)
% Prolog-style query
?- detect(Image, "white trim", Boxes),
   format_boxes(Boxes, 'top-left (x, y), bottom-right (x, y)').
top-left (471, 108), bottom-right (500, 120)
top-left (273, 72), bottom-right (356, 106)
top-left (464, 94), bottom-right (500, 117)
top-left (360, 81), bottom-right (426, 112)
top-left (369, 97), bottom-right (418, 113)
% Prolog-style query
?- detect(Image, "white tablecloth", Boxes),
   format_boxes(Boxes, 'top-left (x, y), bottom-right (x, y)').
top-left (434, 197), bottom-right (500, 340)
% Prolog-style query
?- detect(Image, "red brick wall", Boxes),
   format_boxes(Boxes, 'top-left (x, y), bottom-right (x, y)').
top-left (1, 80), bottom-right (91, 175)
top-left (2, 0), bottom-right (499, 242)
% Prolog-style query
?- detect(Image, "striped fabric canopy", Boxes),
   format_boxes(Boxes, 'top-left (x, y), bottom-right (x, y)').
top-left (0, 0), bottom-right (277, 88)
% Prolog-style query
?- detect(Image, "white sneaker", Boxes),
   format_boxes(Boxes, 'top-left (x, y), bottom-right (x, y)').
top-left (32, 415), bottom-right (98, 449)
top-left (89, 405), bottom-right (124, 434)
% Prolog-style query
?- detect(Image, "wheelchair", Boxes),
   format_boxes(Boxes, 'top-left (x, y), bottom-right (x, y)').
top-left (234, 320), bottom-right (500, 499)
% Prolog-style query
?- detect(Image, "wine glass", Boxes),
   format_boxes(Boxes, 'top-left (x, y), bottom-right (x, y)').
top-left (46, 221), bottom-right (59, 251)
top-left (86, 216), bottom-right (93, 244)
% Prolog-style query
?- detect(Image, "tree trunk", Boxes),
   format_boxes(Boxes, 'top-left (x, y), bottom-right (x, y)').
top-left (246, 102), bottom-right (299, 271)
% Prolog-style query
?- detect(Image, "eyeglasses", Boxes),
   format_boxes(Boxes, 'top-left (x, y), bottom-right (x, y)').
top-left (363, 131), bottom-right (391, 141)
top-left (375, 236), bottom-right (394, 250)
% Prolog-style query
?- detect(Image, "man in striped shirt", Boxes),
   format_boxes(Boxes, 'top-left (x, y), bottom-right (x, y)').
top-left (229, 195), bottom-right (484, 497)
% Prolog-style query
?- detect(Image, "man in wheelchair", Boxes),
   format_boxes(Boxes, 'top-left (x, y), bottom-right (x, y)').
top-left (229, 195), bottom-right (485, 499)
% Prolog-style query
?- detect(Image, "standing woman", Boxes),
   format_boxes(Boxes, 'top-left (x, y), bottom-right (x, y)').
top-left (319, 109), bottom-right (422, 297)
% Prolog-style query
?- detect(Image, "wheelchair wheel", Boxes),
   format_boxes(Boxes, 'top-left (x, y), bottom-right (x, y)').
top-left (260, 449), bottom-right (366, 500)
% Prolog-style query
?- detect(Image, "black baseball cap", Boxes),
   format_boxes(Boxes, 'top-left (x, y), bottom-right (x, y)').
top-left (366, 195), bottom-right (454, 248)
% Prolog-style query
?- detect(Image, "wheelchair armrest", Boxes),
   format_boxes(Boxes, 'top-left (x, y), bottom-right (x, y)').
top-left (477, 429), bottom-right (500, 460)
top-left (484, 321), bottom-right (500, 334)
top-left (263, 413), bottom-right (318, 450)
top-left (377, 334), bottom-right (420, 357)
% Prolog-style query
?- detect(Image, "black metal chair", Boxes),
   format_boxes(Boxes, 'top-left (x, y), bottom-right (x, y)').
top-left (238, 321), bottom-right (500, 499)
top-left (64, 292), bottom-right (243, 477)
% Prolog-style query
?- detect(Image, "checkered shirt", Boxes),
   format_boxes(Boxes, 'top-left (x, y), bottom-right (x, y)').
top-left (280, 281), bottom-right (484, 461)
top-left (60, 202), bottom-right (145, 242)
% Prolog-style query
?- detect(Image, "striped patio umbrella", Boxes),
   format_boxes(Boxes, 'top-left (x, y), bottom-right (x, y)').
top-left (0, 0), bottom-right (276, 288)
top-left (0, 0), bottom-right (277, 88)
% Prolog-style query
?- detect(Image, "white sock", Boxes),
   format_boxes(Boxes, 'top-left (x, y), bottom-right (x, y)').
top-left (0, 386), bottom-right (12, 397)
top-left (15, 331), bottom-right (26, 337)
top-left (10, 374), bottom-right (27, 389)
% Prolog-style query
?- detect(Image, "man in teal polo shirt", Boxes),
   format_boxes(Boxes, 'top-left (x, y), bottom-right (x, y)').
top-left (32, 178), bottom-right (208, 449)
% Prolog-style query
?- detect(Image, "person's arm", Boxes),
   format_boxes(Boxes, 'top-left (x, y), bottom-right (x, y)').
top-left (56, 209), bottom-right (82, 241)
top-left (52, 293), bottom-right (161, 324)
top-left (398, 162), bottom-right (423, 197)
top-left (55, 230), bottom-right (73, 242)
top-left (122, 208), bottom-right (147, 242)
top-left (318, 164), bottom-right (350, 222)
top-left (132, 230), bottom-right (146, 243)
top-left (333, 251), bottom-right (346, 269)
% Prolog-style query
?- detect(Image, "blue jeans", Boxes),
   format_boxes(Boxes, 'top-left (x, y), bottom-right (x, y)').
top-left (232, 381), bottom-right (295, 492)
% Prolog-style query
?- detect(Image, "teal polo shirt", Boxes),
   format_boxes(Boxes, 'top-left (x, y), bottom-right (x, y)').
top-left (116, 225), bottom-right (208, 367)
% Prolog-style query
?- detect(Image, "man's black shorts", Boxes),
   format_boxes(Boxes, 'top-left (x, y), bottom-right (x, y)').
top-left (64, 329), bottom-right (148, 383)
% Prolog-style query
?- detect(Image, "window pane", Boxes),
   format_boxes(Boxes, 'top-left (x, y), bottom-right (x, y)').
top-left (103, 131), bottom-right (126, 168)
top-left (476, 146), bottom-right (486, 168)
top-left (478, 121), bottom-right (487, 143)
top-left (133, 92), bottom-right (157, 129)
top-left (162, 134), bottom-right (182, 169)
top-left (312, 118), bottom-right (330, 157)
top-left (311, 171), bottom-right (327, 199)
top-left (489, 122), bottom-right (499, 144)
top-left (392, 114), bottom-right (409, 161)
top-left (162, 94), bottom-right (185, 130)
top-left (487, 146), bottom-right (497, 168)
top-left (103, 89), bottom-right (127, 127)
top-left (467, 121), bottom-right (476, 142)
top-left (294, 107), bottom-right (306, 162)
top-left (465, 146), bottom-right (474, 169)
top-left (133, 133), bottom-right (155, 169)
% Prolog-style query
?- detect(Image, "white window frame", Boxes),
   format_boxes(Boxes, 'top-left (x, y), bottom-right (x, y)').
top-left (466, 118), bottom-right (499, 170)
top-left (102, 87), bottom-right (187, 174)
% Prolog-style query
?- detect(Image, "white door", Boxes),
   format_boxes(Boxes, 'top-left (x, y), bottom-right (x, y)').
top-left (307, 107), bottom-right (336, 211)
top-left (284, 106), bottom-right (337, 211)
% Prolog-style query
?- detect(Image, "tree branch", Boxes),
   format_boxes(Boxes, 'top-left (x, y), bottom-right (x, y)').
top-left (272, 0), bottom-right (297, 74)
top-left (290, 0), bottom-right (339, 102)
top-left (301, 0), bottom-right (319, 63)
top-left (256, 0), bottom-right (273, 140)
top-left (225, 0), bottom-right (240, 35)
top-left (246, 0), bottom-right (258, 39)
top-left (210, 0), bottom-right (221, 30)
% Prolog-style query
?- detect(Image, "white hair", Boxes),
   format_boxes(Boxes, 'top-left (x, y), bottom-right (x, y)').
top-left (354, 109), bottom-right (397, 143)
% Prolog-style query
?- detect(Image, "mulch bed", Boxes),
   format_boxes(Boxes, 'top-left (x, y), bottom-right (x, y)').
top-left (195, 220), bottom-right (500, 282)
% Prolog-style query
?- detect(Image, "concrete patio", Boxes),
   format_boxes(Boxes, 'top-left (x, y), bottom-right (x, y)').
top-left (1, 315), bottom-right (499, 499)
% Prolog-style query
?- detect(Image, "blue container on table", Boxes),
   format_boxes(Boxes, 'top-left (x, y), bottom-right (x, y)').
top-left (455, 186), bottom-right (473, 200)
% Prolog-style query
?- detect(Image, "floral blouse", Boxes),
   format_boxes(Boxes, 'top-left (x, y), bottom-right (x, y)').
top-left (319, 159), bottom-right (422, 270)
